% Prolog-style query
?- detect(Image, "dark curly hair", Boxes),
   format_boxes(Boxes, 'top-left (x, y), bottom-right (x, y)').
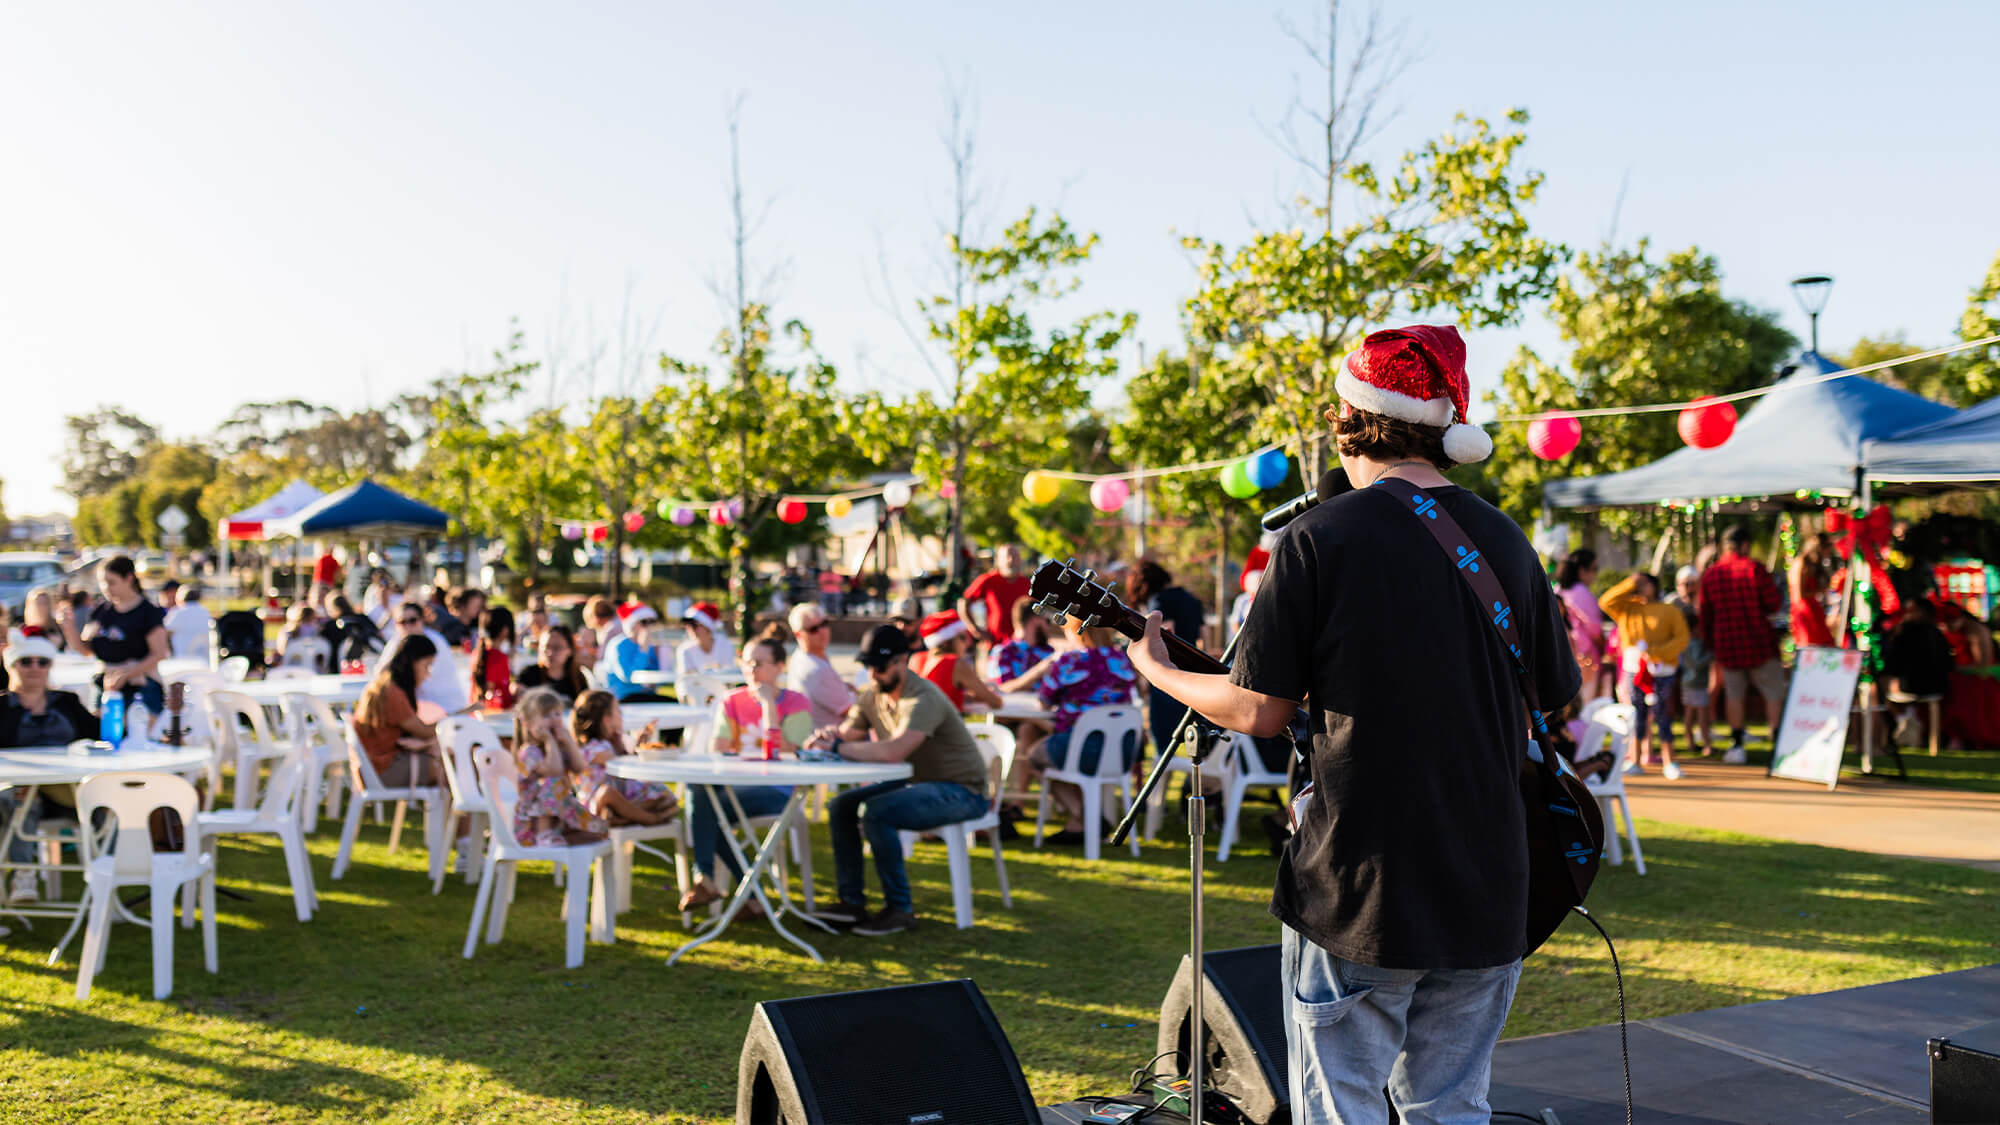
top-left (1332, 408), bottom-right (1449, 467)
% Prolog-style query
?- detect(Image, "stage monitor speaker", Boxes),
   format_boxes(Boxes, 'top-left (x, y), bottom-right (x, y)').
top-left (1930, 1019), bottom-right (2000, 1124)
top-left (1158, 944), bottom-right (1290, 1125)
top-left (738, 978), bottom-right (1039, 1125)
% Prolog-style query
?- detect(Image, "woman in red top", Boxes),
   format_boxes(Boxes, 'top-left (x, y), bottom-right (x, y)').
top-left (469, 606), bottom-right (518, 712)
top-left (909, 610), bottom-right (1001, 713)
top-left (1789, 532), bottom-right (1837, 648)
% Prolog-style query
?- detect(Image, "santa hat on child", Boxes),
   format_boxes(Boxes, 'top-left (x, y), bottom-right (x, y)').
top-left (1333, 324), bottom-right (1492, 464)
top-left (617, 603), bottom-right (658, 628)
top-left (919, 610), bottom-right (967, 649)
top-left (680, 601), bottom-right (723, 632)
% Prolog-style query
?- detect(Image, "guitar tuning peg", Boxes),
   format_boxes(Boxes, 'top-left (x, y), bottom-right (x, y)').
top-left (1081, 568), bottom-right (1097, 583)
top-left (1081, 615), bottom-right (1100, 628)
top-left (1064, 556), bottom-right (1077, 570)
top-left (1050, 612), bottom-right (1070, 627)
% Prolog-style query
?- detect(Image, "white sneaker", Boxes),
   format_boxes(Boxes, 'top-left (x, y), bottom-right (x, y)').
top-left (9, 870), bottom-right (40, 903)
top-left (1621, 761), bottom-right (1644, 775)
top-left (1723, 747), bottom-right (1748, 765)
top-left (1662, 762), bottom-right (1684, 781)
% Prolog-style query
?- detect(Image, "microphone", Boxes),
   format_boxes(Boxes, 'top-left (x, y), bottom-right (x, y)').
top-left (1260, 467), bottom-right (1352, 531)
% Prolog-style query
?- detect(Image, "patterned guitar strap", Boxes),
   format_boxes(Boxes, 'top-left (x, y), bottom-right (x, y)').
top-left (1373, 477), bottom-right (1600, 906)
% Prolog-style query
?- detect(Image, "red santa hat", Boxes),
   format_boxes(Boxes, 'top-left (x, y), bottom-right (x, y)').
top-left (919, 610), bottom-right (967, 649)
top-left (680, 601), bottom-right (723, 632)
top-left (1333, 324), bottom-right (1492, 464)
top-left (617, 603), bottom-right (658, 628)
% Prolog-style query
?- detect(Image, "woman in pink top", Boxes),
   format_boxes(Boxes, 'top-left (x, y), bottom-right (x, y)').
top-left (680, 636), bottom-right (808, 912)
top-left (1555, 549), bottom-right (1608, 700)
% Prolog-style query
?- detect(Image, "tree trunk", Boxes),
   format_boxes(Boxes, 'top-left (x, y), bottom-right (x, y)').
top-left (1213, 510), bottom-right (1231, 652)
top-left (948, 431), bottom-right (969, 583)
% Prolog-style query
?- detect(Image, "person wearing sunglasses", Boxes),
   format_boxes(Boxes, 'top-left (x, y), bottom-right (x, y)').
top-left (0, 630), bottom-right (100, 904)
top-left (375, 604), bottom-right (469, 714)
top-left (785, 603), bottom-right (854, 729)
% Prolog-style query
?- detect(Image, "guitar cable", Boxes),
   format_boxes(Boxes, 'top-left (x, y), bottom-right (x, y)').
top-left (1493, 907), bottom-right (1631, 1125)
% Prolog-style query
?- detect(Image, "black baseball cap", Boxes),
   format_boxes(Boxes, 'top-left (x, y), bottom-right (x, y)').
top-left (857, 624), bottom-right (916, 670)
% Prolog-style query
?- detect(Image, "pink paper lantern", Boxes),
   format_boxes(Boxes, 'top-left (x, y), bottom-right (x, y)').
top-left (1089, 477), bottom-right (1130, 513)
top-left (1527, 414), bottom-right (1581, 460)
top-left (939, 481), bottom-right (956, 500)
top-left (711, 505), bottom-right (733, 527)
top-left (1678, 396), bottom-right (1738, 449)
top-left (622, 510), bottom-right (645, 533)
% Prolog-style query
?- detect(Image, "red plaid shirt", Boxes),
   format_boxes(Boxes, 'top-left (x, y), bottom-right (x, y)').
top-left (1700, 553), bottom-right (1782, 669)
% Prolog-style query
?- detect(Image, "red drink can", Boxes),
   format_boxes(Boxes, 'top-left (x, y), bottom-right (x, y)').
top-left (761, 728), bottom-right (781, 761)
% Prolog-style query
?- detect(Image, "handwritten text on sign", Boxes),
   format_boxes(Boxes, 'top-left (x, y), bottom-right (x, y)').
top-left (1769, 646), bottom-right (1863, 789)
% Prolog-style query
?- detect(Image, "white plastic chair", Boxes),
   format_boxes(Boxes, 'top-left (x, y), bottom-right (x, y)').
top-left (437, 716), bottom-right (501, 885)
top-left (72, 772), bottom-right (217, 1001)
top-left (291, 695), bottom-right (351, 834)
top-left (276, 639), bottom-right (330, 674)
top-left (1576, 704), bottom-right (1645, 874)
top-left (1216, 733), bottom-right (1291, 863)
top-left (185, 746), bottom-right (317, 923)
top-left (207, 690), bottom-right (295, 811)
top-left (1580, 697), bottom-right (1616, 723)
top-left (219, 655), bottom-right (251, 683)
top-left (1034, 705), bottom-right (1144, 861)
top-left (464, 747), bottom-right (611, 968)
top-left (899, 724), bottom-right (1015, 929)
top-left (164, 670), bottom-right (226, 808)
top-left (331, 718), bottom-right (451, 894)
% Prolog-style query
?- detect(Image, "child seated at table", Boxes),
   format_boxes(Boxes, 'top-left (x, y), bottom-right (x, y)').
top-left (569, 689), bottom-right (678, 827)
top-left (509, 687), bottom-right (603, 847)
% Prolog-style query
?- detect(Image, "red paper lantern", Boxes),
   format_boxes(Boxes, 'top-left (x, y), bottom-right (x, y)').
top-left (777, 498), bottom-right (807, 524)
top-left (1678, 396), bottom-right (1738, 449)
top-left (1527, 413), bottom-right (1581, 460)
top-left (589, 523), bottom-right (609, 542)
top-left (622, 510), bottom-right (645, 533)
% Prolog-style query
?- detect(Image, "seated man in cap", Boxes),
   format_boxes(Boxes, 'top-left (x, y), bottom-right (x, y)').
top-left (808, 624), bottom-right (992, 936)
top-left (600, 605), bottom-right (669, 702)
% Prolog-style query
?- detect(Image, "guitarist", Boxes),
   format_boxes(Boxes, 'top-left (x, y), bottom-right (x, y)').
top-left (1127, 325), bottom-right (1580, 1125)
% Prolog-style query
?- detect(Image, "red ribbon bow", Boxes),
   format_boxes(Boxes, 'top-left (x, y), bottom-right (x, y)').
top-left (1826, 506), bottom-right (1900, 618)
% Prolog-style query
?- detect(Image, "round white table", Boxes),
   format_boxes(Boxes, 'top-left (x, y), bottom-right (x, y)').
top-left (616, 702), bottom-right (710, 730)
top-left (0, 743), bottom-right (217, 947)
top-left (631, 668), bottom-right (747, 687)
top-left (230, 675), bottom-right (372, 706)
top-left (607, 754), bottom-right (911, 964)
top-left (987, 692), bottom-right (1052, 722)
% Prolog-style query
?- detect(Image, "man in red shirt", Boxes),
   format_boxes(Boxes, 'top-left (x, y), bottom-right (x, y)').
top-left (957, 544), bottom-right (1031, 647)
top-left (1699, 525), bottom-right (1787, 763)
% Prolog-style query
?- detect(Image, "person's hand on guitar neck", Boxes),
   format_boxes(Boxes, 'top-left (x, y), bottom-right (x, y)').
top-left (1129, 610), bottom-right (1300, 739)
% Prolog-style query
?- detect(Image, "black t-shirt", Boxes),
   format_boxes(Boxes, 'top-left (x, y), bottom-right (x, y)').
top-left (87, 598), bottom-right (167, 667)
top-left (1883, 622), bottom-right (1954, 697)
top-left (1231, 483), bottom-right (1579, 970)
top-left (1152, 585), bottom-right (1206, 645)
top-left (514, 663), bottom-right (582, 703)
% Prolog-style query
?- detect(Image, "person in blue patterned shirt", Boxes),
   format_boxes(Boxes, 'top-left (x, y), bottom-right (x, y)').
top-left (1025, 625), bottom-right (1138, 844)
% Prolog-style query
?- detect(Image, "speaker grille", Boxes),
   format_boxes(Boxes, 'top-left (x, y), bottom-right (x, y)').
top-left (763, 979), bottom-right (1036, 1125)
top-left (1203, 946), bottom-right (1289, 1099)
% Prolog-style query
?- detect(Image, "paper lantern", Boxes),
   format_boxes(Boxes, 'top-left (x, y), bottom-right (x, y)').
top-left (589, 523), bottom-right (608, 543)
top-left (1089, 477), bottom-right (1130, 513)
top-left (939, 481), bottom-right (956, 500)
top-left (1248, 448), bottom-right (1289, 490)
top-left (571, 548), bottom-right (591, 568)
top-left (883, 480), bottom-right (913, 509)
top-left (669, 506), bottom-right (695, 527)
top-left (1527, 413), bottom-right (1581, 460)
top-left (1678, 396), bottom-right (1738, 449)
top-left (656, 497), bottom-right (675, 519)
top-left (1022, 470), bottom-right (1061, 505)
top-left (826, 495), bottom-right (852, 519)
top-left (712, 501), bottom-right (740, 527)
top-left (560, 522), bottom-right (583, 541)
top-left (622, 510), bottom-right (645, 533)
top-left (777, 498), bottom-right (807, 524)
top-left (1220, 460), bottom-right (1260, 499)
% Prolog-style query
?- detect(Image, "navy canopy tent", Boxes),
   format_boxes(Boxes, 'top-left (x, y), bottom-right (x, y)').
top-left (1863, 395), bottom-right (2000, 487)
top-left (266, 480), bottom-right (452, 539)
top-left (1542, 353), bottom-right (1956, 510)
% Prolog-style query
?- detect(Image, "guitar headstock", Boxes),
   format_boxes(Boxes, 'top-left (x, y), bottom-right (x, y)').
top-left (1028, 559), bottom-right (1139, 637)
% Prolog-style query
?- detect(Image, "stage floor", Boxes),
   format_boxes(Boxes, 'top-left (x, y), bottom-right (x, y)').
top-left (1045, 964), bottom-right (2000, 1124)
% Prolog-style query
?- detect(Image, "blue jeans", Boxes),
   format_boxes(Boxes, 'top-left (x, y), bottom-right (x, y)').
top-left (0, 791), bottom-right (42, 864)
top-left (1619, 669), bottom-right (1679, 750)
top-left (1282, 926), bottom-right (1521, 1125)
top-left (830, 779), bottom-right (987, 914)
top-left (688, 785), bottom-right (791, 880)
top-left (1043, 726), bottom-right (1140, 775)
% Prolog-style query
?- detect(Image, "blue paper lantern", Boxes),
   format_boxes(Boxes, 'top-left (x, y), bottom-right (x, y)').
top-left (1248, 448), bottom-right (1289, 490)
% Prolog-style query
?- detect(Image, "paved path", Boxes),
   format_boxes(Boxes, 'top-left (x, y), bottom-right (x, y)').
top-left (1625, 759), bottom-right (2000, 872)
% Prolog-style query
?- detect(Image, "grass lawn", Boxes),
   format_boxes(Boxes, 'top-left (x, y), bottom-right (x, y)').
top-left (0, 806), bottom-right (1994, 1124)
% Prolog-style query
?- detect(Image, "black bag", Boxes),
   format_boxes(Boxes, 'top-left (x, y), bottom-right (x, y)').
top-left (213, 610), bottom-right (267, 668)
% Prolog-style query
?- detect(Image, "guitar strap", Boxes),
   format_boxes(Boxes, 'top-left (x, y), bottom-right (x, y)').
top-left (1372, 477), bottom-right (1600, 914)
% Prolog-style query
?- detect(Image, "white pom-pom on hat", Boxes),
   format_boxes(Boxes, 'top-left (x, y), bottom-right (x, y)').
top-left (1443, 422), bottom-right (1493, 464)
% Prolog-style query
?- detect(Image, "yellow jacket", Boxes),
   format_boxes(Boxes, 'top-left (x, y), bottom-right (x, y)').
top-left (1599, 574), bottom-right (1690, 668)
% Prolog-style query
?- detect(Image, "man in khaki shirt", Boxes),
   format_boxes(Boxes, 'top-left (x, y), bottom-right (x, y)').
top-left (809, 625), bottom-right (990, 936)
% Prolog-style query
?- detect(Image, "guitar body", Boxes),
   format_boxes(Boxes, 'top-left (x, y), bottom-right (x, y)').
top-left (1030, 558), bottom-right (1598, 956)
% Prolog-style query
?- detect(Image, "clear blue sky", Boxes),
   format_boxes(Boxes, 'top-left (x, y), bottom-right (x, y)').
top-left (5, 1), bottom-right (1997, 516)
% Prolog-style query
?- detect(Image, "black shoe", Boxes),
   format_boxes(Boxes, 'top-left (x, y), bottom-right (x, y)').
top-left (1043, 828), bottom-right (1086, 846)
top-left (996, 819), bottom-right (1022, 841)
top-left (852, 908), bottom-right (917, 936)
top-left (816, 901), bottom-right (868, 928)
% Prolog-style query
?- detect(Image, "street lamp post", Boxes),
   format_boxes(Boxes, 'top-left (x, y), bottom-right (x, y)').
top-left (1790, 274), bottom-right (1834, 356)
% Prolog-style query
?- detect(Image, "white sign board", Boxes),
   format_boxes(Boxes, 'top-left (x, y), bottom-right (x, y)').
top-left (1769, 646), bottom-right (1865, 790)
top-left (156, 504), bottom-right (189, 534)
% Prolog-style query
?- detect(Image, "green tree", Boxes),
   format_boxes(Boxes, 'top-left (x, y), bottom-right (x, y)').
top-left (1485, 241), bottom-right (1796, 526)
top-left (1946, 247), bottom-right (2000, 401)
top-left (62, 408), bottom-right (159, 499)
top-left (402, 328), bottom-right (538, 585)
top-left (1835, 335), bottom-right (1954, 404)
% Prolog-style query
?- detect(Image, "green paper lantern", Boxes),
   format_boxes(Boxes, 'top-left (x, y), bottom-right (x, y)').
top-left (1221, 459), bottom-right (1260, 499)
top-left (656, 497), bottom-right (675, 519)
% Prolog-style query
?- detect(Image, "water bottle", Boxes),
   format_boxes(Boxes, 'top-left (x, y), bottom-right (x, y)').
top-left (124, 705), bottom-right (152, 750)
top-left (101, 694), bottom-right (126, 747)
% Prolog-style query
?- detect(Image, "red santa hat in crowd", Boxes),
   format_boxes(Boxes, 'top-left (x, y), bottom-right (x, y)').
top-left (919, 610), bottom-right (967, 649)
top-left (1333, 324), bottom-right (1492, 464)
top-left (680, 601), bottom-right (723, 632)
top-left (617, 603), bottom-right (658, 628)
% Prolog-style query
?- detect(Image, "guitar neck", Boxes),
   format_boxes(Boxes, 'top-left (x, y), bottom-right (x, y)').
top-left (1099, 606), bottom-right (1229, 675)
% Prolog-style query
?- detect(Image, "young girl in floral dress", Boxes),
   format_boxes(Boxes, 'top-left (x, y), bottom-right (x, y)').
top-left (569, 689), bottom-right (678, 827)
top-left (509, 687), bottom-right (603, 847)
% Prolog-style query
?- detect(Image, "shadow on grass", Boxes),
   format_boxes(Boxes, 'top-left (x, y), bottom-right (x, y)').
top-left (2, 808), bottom-right (1994, 1122)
